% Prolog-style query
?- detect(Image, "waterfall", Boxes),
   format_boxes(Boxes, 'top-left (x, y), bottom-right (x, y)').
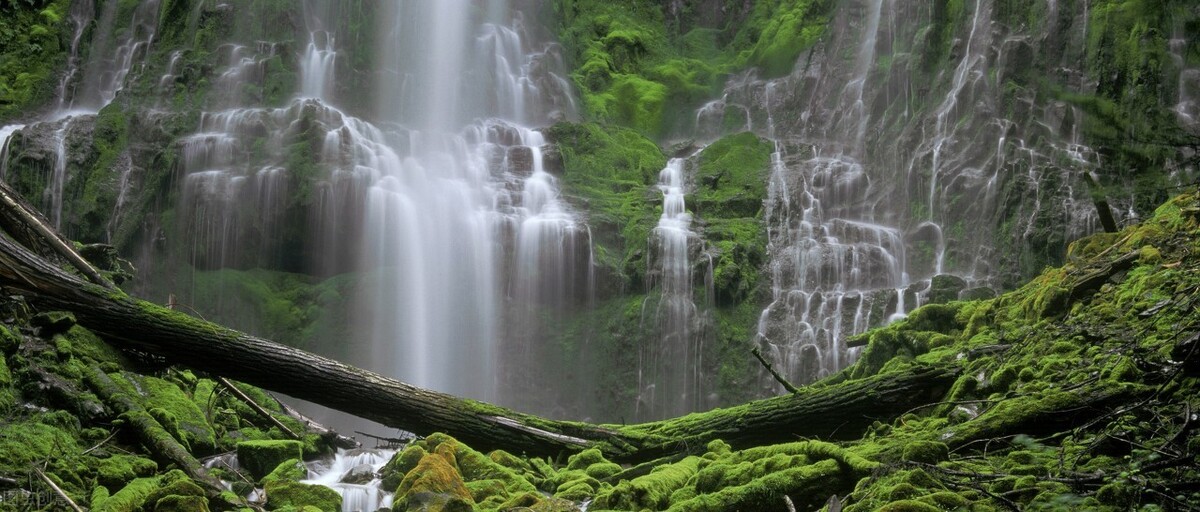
top-left (638, 157), bottom-right (708, 419)
top-left (68, 0), bottom-right (160, 112)
top-left (693, 0), bottom-right (1116, 385)
top-left (0, 125), bottom-right (25, 180)
top-left (0, 0), bottom-right (161, 239)
top-left (302, 449), bottom-right (397, 511)
top-left (149, 0), bottom-right (584, 405)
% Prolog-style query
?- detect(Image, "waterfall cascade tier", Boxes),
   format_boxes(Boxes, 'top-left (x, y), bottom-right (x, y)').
top-left (638, 157), bottom-right (713, 419)
top-left (692, 0), bottom-right (1150, 385)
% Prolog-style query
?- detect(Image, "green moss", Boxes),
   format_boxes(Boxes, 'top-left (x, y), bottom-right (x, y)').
top-left (262, 458), bottom-right (308, 484)
top-left (110, 372), bottom-right (216, 454)
top-left (875, 500), bottom-right (943, 512)
top-left (381, 444), bottom-right (427, 491)
top-left (92, 476), bottom-right (162, 512)
top-left (264, 481), bottom-right (342, 512)
top-left (672, 458), bottom-right (852, 511)
top-left (693, 132), bottom-right (772, 216)
top-left (152, 495), bottom-right (211, 511)
top-left (394, 452), bottom-right (474, 511)
top-left (555, 0), bottom-right (829, 135)
top-left (593, 455), bottom-right (703, 510)
top-left (548, 121), bottom-right (665, 288)
top-left (0, 0), bottom-right (72, 120)
top-left (143, 470), bottom-right (207, 508)
top-left (736, 0), bottom-right (833, 77)
top-left (900, 441), bottom-right (949, 464)
top-left (237, 440), bottom-right (304, 481)
top-left (97, 454), bottom-right (158, 488)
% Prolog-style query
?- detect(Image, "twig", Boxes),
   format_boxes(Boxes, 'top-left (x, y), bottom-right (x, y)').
top-left (218, 377), bottom-right (301, 440)
top-left (81, 429), bottom-right (120, 455)
top-left (354, 430), bottom-right (415, 445)
top-left (751, 346), bottom-right (799, 393)
top-left (32, 466), bottom-right (83, 512)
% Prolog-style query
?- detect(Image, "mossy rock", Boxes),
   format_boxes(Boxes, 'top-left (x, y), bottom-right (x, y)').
top-left (97, 454), bottom-right (158, 488)
top-left (263, 481), bottom-right (342, 512)
top-left (381, 444), bottom-right (426, 490)
top-left (584, 461), bottom-right (622, 480)
top-left (152, 495), bottom-right (210, 511)
top-left (92, 476), bottom-right (161, 512)
top-left (237, 440), bottom-right (304, 481)
top-left (263, 458), bottom-right (309, 484)
top-left (900, 441), bottom-right (949, 464)
top-left (927, 274), bottom-right (967, 304)
top-left (30, 311), bottom-right (76, 335)
top-left (565, 448), bottom-right (606, 470)
top-left (395, 452), bottom-right (474, 511)
top-left (876, 500), bottom-right (943, 512)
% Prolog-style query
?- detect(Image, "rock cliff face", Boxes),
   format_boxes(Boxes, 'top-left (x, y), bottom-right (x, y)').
top-left (0, 0), bottom-right (1196, 421)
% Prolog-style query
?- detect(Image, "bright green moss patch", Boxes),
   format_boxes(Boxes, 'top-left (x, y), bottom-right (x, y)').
top-left (264, 480), bottom-right (341, 512)
top-left (237, 440), bottom-right (305, 481)
top-left (693, 132), bottom-right (772, 306)
top-left (109, 372), bottom-right (216, 454)
top-left (96, 454), bottom-right (158, 488)
top-left (0, 0), bottom-right (72, 120)
top-left (554, 0), bottom-right (831, 136)
top-left (547, 121), bottom-right (665, 287)
top-left (92, 476), bottom-right (162, 512)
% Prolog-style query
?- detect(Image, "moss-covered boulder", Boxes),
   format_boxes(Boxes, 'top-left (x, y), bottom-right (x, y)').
top-left (152, 494), bottom-right (211, 511)
top-left (92, 476), bottom-right (161, 512)
top-left (927, 274), bottom-right (967, 304)
top-left (900, 441), bottom-right (949, 464)
top-left (263, 458), bottom-right (309, 484)
top-left (96, 454), bottom-right (158, 488)
top-left (264, 480), bottom-right (341, 512)
top-left (237, 440), bottom-right (305, 481)
top-left (380, 444), bottom-right (427, 490)
top-left (395, 452), bottom-right (474, 511)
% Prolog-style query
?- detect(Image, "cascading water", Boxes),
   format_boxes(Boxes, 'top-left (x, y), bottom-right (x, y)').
top-left (694, 0), bottom-right (1115, 386)
top-left (156, 0), bottom-right (584, 408)
top-left (639, 157), bottom-right (708, 419)
top-left (67, 0), bottom-right (160, 113)
top-left (302, 449), bottom-right (397, 511)
top-left (0, 0), bottom-right (160, 237)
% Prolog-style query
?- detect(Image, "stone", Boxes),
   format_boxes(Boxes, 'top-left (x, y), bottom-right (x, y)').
top-left (927, 274), bottom-right (967, 304)
top-left (264, 481), bottom-right (342, 512)
top-left (506, 146), bottom-right (534, 176)
top-left (339, 463), bottom-right (376, 485)
top-left (395, 452), bottom-right (474, 512)
top-left (263, 458), bottom-right (309, 484)
top-left (960, 287), bottom-right (997, 301)
top-left (31, 311), bottom-right (76, 335)
top-left (237, 440), bottom-right (305, 481)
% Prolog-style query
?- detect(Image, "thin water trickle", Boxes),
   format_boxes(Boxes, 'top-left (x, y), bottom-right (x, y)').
top-left (639, 157), bottom-right (707, 419)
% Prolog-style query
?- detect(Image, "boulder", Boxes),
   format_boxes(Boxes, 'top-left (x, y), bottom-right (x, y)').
top-left (237, 440), bottom-right (304, 481)
top-left (264, 480), bottom-right (342, 512)
top-left (395, 452), bottom-right (474, 512)
top-left (927, 274), bottom-right (967, 304)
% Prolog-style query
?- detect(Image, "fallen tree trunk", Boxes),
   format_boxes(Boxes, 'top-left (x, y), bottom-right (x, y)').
top-left (0, 231), bottom-right (957, 461)
top-left (83, 364), bottom-right (233, 505)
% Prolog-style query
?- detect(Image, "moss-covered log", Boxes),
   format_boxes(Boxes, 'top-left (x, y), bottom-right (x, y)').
top-left (0, 228), bottom-right (957, 461)
top-left (82, 364), bottom-right (229, 502)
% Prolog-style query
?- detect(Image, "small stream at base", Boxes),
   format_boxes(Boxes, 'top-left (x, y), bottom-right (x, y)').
top-left (303, 449), bottom-right (396, 511)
